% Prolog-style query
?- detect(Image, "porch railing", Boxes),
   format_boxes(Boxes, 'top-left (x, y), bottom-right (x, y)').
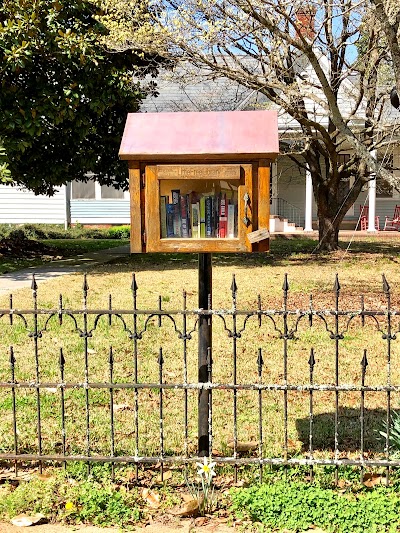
top-left (271, 196), bottom-right (304, 228)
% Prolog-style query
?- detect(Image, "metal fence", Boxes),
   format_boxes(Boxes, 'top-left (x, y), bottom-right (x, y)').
top-left (1, 272), bottom-right (400, 483)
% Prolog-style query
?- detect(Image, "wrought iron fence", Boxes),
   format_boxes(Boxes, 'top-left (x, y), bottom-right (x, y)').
top-left (1, 273), bottom-right (400, 483)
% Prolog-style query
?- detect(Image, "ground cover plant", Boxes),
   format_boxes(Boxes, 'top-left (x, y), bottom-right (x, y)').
top-left (230, 478), bottom-right (400, 532)
top-left (1, 235), bottom-right (400, 528)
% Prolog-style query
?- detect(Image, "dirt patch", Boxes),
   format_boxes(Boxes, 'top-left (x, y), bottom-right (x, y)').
top-left (0, 519), bottom-right (238, 533)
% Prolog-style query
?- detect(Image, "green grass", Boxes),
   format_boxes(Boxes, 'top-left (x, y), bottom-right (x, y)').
top-left (0, 239), bottom-right (128, 274)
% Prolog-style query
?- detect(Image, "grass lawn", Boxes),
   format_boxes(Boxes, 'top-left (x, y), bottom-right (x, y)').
top-left (1, 234), bottom-right (400, 475)
top-left (0, 239), bottom-right (129, 275)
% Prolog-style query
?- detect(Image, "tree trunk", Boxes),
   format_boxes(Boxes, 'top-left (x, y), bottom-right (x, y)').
top-left (317, 215), bottom-right (340, 251)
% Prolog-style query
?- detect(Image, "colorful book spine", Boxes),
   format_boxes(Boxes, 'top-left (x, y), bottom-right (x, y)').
top-left (160, 196), bottom-right (167, 238)
top-left (171, 189), bottom-right (180, 205)
top-left (180, 194), bottom-right (189, 237)
top-left (205, 196), bottom-right (213, 237)
top-left (227, 203), bottom-right (236, 238)
top-left (166, 204), bottom-right (175, 237)
top-left (191, 202), bottom-right (200, 239)
top-left (200, 197), bottom-right (206, 238)
top-left (219, 194), bottom-right (227, 238)
top-left (173, 202), bottom-right (182, 237)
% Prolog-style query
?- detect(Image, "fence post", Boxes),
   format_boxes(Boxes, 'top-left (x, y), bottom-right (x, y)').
top-left (198, 253), bottom-right (212, 456)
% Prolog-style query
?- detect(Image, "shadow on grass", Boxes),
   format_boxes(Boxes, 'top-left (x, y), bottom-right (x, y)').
top-left (88, 235), bottom-right (400, 275)
top-left (296, 407), bottom-right (389, 453)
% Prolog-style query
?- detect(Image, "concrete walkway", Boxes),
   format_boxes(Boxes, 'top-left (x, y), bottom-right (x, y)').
top-left (0, 245), bottom-right (130, 296)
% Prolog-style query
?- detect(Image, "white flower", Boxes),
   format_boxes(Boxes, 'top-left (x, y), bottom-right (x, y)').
top-left (196, 456), bottom-right (216, 478)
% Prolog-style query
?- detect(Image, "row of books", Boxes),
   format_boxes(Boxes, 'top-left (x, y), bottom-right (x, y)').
top-left (160, 190), bottom-right (238, 239)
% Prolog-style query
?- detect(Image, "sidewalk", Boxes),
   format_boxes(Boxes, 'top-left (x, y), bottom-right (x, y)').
top-left (0, 245), bottom-right (130, 296)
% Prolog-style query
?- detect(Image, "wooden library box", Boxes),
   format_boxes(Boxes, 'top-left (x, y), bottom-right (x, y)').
top-left (119, 110), bottom-right (279, 253)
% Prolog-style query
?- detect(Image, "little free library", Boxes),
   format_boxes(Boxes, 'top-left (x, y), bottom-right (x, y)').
top-left (119, 110), bottom-right (279, 253)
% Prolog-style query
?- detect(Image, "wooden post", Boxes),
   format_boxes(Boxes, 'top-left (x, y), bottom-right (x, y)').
top-left (257, 159), bottom-right (270, 252)
top-left (129, 161), bottom-right (142, 253)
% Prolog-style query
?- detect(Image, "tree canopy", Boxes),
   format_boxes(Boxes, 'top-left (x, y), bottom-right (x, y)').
top-left (99, 0), bottom-right (400, 250)
top-left (0, 0), bottom-right (157, 195)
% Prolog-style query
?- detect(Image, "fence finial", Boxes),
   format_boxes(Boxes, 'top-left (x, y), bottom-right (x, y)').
top-left (9, 346), bottom-right (15, 367)
top-left (59, 348), bottom-right (65, 368)
top-left (382, 274), bottom-right (390, 295)
top-left (308, 348), bottom-right (316, 371)
top-left (361, 349), bottom-right (368, 371)
top-left (83, 273), bottom-right (89, 293)
top-left (31, 274), bottom-right (37, 291)
top-left (231, 274), bottom-right (238, 298)
top-left (257, 348), bottom-right (264, 374)
top-left (282, 273), bottom-right (289, 292)
top-left (158, 347), bottom-right (164, 366)
top-left (131, 273), bottom-right (138, 293)
top-left (333, 273), bottom-right (340, 294)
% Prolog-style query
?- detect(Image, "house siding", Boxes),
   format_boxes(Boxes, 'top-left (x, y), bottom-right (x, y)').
top-left (0, 184), bottom-right (66, 224)
top-left (70, 200), bottom-right (130, 225)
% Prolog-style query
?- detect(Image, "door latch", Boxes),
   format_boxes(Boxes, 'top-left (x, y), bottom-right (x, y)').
top-left (242, 192), bottom-right (250, 226)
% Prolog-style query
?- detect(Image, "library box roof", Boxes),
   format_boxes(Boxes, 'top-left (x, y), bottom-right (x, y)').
top-left (119, 110), bottom-right (279, 161)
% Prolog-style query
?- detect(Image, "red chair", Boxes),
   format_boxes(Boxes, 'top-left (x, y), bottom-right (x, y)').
top-left (383, 205), bottom-right (400, 231)
top-left (359, 206), bottom-right (380, 231)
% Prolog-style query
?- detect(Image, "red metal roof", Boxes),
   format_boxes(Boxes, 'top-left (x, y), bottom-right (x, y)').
top-left (119, 110), bottom-right (279, 160)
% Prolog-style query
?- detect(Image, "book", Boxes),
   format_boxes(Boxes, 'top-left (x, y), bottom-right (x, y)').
top-left (171, 189), bottom-right (180, 205)
top-left (191, 202), bottom-right (200, 239)
top-left (219, 193), bottom-right (227, 238)
top-left (180, 194), bottom-right (189, 237)
top-left (166, 203), bottom-right (175, 237)
top-left (227, 203), bottom-right (236, 238)
top-left (199, 196), bottom-right (206, 238)
top-left (205, 196), bottom-right (213, 237)
top-left (173, 202), bottom-right (182, 237)
top-left (160, 195), bottom-right (167, 238)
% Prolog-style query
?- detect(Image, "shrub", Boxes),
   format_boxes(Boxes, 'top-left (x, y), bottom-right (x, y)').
top-left (107, 225), bottom-right (130, 239)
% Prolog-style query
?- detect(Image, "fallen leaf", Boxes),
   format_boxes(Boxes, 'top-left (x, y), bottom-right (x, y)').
top-left (215, 516), bottom-right (229, 523)
top-left (156, 469), bottom-right (172, 483)
top-left (11, 513), bottom-right (46, 527)
top-left (142, 488), bottom-right (161, 508)
top-left (211, 448), bottom-right (223, 456)
top-left (35, 473), bottom-right (52, 481)
top-left (195, 516), bottom-right (208, 526)
top-left (337, 479), bottom-right (351, 489)
top-left (113, 404), bottom-right (132, 412)
top-left (227, 440), bottom-right (258, 452)
top-left (170, 499), bottom-right (199, 517)
top-left (87, 349), bottom-right (96, 354)
top-left (363, 473), bottom-right (388, 487)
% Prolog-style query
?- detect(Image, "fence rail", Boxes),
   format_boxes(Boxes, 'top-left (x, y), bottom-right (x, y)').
top-left (1, 273), bottom-right (400, 483)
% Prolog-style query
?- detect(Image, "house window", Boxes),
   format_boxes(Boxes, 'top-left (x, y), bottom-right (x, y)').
top-left (71, 180), bottom-right (95, 199)
top-left (101, 185), bottom-right (124, 199)
top-left (71, 180), bottom-right (125, 200)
